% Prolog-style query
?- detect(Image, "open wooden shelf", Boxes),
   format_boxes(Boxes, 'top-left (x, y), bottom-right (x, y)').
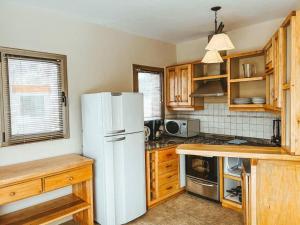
top-left (230, 76), bottom-right (266, 83)
top-left (229, 104), bottom-right (265, 108)
top-left (224, 194), bottom-right (242, 205)
top-left (224, 50), bottom-right (264, 59)
top-left (0, 194), bottom-right (90, 225)
top-left (193, 74), bottom-right (227, 81)
top-left (224, 173), bottom-right (242, 181)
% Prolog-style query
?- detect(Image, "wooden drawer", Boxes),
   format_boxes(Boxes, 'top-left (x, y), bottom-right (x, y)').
top-left (158, 159), bottom-right (178, 175)
top-left (158, 148), bottom-right (178, 163)
top-left (158, 180), bottom-right (179, 197)
top-left (158, 170), bottom-right (178, 186)
top-left (0, 179), bottom-right (42, 205)
top-left (44, 166), bottom-right (92, 192)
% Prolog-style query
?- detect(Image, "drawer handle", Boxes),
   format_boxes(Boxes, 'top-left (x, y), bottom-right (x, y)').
top-left (10, 192), bottom-right (16, 196)
top-left (166, 154), bottom-right (172, 157)
top-left (166, 165), bottom-right (172, 168)
top-left (166, 186), bottom-right (173, 190)
top-left (68, 176), bottom-right (74, 181)
top-left (167, 175), bottom-right (173, 179)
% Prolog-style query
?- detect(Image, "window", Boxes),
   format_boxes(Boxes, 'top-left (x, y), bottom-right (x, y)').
top-left (133, 64), bottom-right (164, 121)
top-left (0, 47), bottom-right (69, 146)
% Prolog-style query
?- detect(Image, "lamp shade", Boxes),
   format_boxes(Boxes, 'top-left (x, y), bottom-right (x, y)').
top-left (202, 50), bottom-right (223, 64)
top-left (205, 33), bottom-right (235, 51)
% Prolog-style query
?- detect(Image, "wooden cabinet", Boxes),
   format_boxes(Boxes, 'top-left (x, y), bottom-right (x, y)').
top-left (146, 146), bottom-right (183, 208)
top-left (0, 154), bottom-right (94, 225)
top-left (166, 64), bottom-right (203, 110)
top-left (264, 31), bottom-right (282, 112)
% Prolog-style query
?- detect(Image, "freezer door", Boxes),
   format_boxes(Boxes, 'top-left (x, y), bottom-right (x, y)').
top-left (103, 132), bottom-right (146, 224)
top-left (102, 93), bottom-right (144, 136)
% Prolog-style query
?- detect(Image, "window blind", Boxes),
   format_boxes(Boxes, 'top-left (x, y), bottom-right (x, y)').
top-left (138, 72), bottom-right (162, 121)
top-left (1, 53), bottom-right (68, 145)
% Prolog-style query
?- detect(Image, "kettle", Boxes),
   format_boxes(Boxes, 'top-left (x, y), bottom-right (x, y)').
top-left (271, 119), bottom-right (281, 146)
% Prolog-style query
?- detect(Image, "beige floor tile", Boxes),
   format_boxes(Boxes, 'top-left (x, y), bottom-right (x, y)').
top-left (62, 193), bottom-right (243, 225)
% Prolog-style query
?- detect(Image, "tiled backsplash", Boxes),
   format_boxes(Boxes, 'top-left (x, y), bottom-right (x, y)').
top-left (167, 103), bottom-right (280, 140)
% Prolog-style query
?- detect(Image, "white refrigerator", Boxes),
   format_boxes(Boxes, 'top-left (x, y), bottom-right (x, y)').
top-left (81, 92), bottom-right (146, 225)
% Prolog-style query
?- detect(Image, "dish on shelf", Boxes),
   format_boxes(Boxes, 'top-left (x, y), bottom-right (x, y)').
top-left (251, 97), bottom-right (266, 104)
top-left (233, 98), bottom-right (252, 104)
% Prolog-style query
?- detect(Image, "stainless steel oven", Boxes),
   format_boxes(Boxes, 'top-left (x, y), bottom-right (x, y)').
top-left (186, 155), bottom-right (219, 201)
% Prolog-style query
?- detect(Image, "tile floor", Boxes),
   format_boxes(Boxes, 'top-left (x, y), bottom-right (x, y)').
top-left (63, 193), bottom-right (243, 225)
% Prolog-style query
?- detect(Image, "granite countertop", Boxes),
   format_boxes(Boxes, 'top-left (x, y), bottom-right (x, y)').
top-left (145, 133), bottom-right (277, 151)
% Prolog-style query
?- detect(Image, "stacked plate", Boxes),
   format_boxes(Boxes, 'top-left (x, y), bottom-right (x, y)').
top-left (251, 97), bottom-right (266, 104)
top-left (233, 98), bottom-right (252, 104)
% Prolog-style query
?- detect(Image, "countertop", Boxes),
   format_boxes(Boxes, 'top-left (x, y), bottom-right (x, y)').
top-left (176, 143), bottom-right (300, 161)
top-left (145, 133), bottom-right (276, 151)
top-left (145, 133), bottom-right (300, 161)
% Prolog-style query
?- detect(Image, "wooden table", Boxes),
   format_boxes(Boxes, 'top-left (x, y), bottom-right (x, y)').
top-left (0, 154), bottom-right (94, 225)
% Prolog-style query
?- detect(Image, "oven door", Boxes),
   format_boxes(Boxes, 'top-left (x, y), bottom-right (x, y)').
top-left (186, 155), bottom-right (218, 183)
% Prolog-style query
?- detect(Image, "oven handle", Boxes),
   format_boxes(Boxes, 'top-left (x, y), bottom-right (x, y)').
top-left (189, 177), bottom-right (214, 187)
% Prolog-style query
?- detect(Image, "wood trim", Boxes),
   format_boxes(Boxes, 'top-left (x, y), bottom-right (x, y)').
top-left (292, 11), bottom-right (300, 155)
top-left (193, 74), bottom-right (227, 81)
top-left (281, 11), bottom-right (296, 28)
top-left (229, 76), bottom-right (265, 83)
top-left (219, 157), bottom-right (224, 203)
top-left (132, 64), bottom-right (165, 119)
top-left (223, 50), bottom-right (264, 60)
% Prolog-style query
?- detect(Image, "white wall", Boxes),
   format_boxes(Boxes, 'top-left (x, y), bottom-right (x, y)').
top-left (176, 17), bottom-right (283, 63)
top-left (0, 2), bottom-right (176, 221)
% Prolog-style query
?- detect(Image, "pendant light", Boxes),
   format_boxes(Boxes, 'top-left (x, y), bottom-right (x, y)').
top-left (202, 50), bottom-right (223, 64)
top-left (205, 6), bottom-right (235, 51)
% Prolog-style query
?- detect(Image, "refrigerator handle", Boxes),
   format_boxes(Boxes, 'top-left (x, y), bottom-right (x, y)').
top-left (107, 137), bottom-right (126, 142)
top-left (106, 129), bottom-right (126, 135)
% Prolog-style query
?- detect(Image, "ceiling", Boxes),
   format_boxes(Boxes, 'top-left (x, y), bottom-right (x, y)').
top-left (6, 0), bottom-right (298, 43)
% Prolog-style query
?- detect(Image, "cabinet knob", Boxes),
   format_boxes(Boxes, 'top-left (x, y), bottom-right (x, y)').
top-left (68, 176), bottom-right (74, 181)
top-left (10, 192), bottom-right (16, 196)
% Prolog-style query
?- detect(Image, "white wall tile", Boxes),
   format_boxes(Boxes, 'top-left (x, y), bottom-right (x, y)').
top-left (175, 103), bottom-right (278, 139)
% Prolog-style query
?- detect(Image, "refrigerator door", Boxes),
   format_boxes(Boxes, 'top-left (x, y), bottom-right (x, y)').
top-left (102, 92), bottom-right (144, 136)
top-left (102, 132), bottom-right (146, 225)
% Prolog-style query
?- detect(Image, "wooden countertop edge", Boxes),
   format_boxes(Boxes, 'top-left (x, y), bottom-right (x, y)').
top-left (0, 154), bottom-right (94, 188)
top-left (176, 144), bottom-right (300, 161)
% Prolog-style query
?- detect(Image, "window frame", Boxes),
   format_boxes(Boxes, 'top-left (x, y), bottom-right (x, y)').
top-left (0, 46), bottom-right (69, 146)
top-left (132, 64), bottom-right (165, 120)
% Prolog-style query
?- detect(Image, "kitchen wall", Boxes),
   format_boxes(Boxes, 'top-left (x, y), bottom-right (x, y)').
top-left (170, 17), bottom-right (284, 139)
top-left (0, 2), bottom-right (176, 220)
top-left (173, 103), bottom-right (279, 139)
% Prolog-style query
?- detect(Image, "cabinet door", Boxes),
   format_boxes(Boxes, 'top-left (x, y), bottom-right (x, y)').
top-left (176, 64), bottom-right (192, 106)
top-left (166, 67), bottom-right (178, 107)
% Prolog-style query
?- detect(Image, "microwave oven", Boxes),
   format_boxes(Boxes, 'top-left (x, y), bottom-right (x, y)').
top-left (164, 119), bottom-right (200, 138)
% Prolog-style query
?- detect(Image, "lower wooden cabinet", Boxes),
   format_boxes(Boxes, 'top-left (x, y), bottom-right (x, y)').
top-left (146, 146), bottom-right (183, 207)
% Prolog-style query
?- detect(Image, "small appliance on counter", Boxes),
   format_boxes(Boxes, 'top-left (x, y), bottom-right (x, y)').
top-left (164, 119), bottom-right (200, 138)
top-left (144, 119), bottom-right (164, 141)
top-left (271, 119), bottom-right (281, 146)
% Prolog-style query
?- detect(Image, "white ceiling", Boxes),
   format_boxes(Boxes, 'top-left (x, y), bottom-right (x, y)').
top-left (6, 0), bottom-right (298, 43)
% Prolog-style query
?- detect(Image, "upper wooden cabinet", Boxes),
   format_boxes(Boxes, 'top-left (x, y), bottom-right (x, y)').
top-left (264, 31), bottom-right (282, 112)
top-left (166, 64), bottom-right (203, 110)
